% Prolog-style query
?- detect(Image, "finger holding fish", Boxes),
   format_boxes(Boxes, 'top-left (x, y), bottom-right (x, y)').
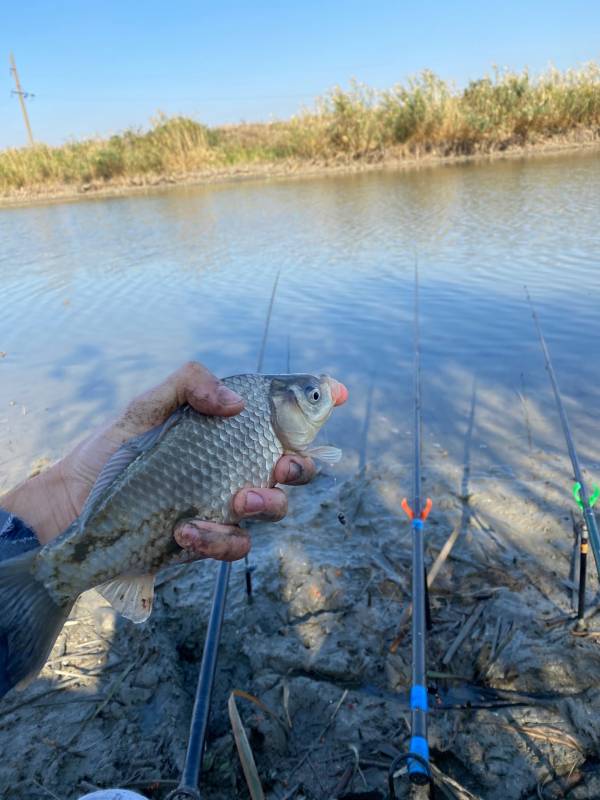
top-left (0, 371), bottom-right (348, 697)
top-left (114, 361), bottom-right (245, 440)
top-left (173, 476), bottom-right (304, 558)
top-left (174, 521), bottom-right (251, 562)
top-left (274, 454), bottom-right (316, 485)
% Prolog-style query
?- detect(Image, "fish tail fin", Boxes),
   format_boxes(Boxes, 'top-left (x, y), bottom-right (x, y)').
top-left (0, 549), bottom-right (71, 698)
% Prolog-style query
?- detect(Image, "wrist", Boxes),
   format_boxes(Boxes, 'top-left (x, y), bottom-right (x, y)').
top-left (0, 463), bottom-right (71, 544)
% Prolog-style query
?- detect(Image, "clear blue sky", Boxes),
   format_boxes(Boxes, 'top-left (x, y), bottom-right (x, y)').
top-left (2, 0), bottom-right (599, 149)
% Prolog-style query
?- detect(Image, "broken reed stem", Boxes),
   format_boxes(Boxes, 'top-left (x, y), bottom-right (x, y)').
top-left (442, 603), bottom-right (485, 665)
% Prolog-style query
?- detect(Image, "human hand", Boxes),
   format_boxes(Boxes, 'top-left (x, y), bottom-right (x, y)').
top-left (2, 362), bottom-right (316, 558)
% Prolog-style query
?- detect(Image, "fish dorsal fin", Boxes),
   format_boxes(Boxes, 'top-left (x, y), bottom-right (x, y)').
top-left (304, 445), bottom-right (342, 464)
top-left (79, 407), bottom-right (185, 528)
top-left (96, 574), bottom-right (155, 623)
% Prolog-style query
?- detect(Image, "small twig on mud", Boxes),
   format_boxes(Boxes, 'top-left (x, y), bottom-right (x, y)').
top-left (513, 724), bottom-right (584, 752)
top-left (442, 603), bottom-right (485, 665)
top-left (349, 743), bottom-right (368, 789)
top-left (470, 510), bottom-right (509, 553)
top-left (49, 668), bottom-right (99, 681)
top-left (332, 743), bottom-right (367, 795)
top-left (331, 761), bottom-right (355, 797)
top-left (305, 754), bottom-right (326, 794)
top-left (584, 599), bottom-right (600, 620)
top-left (429, 761), bottom-right (482, 800)
top-left (536, 776), bottom-right (551, 800)
top-left (428, 525), bottom-right (462, 586)
top-left (287, 689), bottom-right (349, 778)
top-left (279, 783), bottom-right (302, 800)
top-left (72, 638), bottom-right (106, 650)
top-left (493, 721), bottom-right (584, 754)
top-left (79, 781), bottom-right (102, 794)
top-left (41, 735), bottom-right (90, 758)
top-left (232, 688), bottom-right (290, 735)
top-left (371, 553), bottom-right (406, 587)
top-left (359, 758), bottom-right (393, 769)
top-left (571, 628), bottom-right (600, 638)
top-left (0, 682), bottom-right (82, 721)
top-left (30, 780), bottom-right (61, 800)
top-left (45, 649), bottom-right (105, 668)
top-left (282, 680), bottom-right (293, 728)
top-left (544, 613), bottom-right (575, 629)
top-left (483, 620), bottom-right (514, 679)
top-left (489, 616), bottom-right (502, 661)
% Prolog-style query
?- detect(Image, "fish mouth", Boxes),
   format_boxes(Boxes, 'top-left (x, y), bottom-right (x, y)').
top-left (328, 378), bottom-right (349, 406)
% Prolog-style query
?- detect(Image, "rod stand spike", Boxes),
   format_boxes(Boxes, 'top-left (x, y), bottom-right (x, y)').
top-left (421, 498), bottom-right (433, 521)
top-left (401, 498), bottom-right (414, 520)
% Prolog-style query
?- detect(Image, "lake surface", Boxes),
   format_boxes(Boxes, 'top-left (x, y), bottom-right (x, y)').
top-left (1, 150), bottom-right (600, 496)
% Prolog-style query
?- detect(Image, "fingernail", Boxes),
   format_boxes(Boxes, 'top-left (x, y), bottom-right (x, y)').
top-left (179, 528), bottom-right (194, 547)
top-left (244, 491), bottom-right (265, 513)
top-left (217, 385), bottom-right (243, 406)
top-left (179, 522), bottom-right (212, 554)
top-left (286, 460), bottom-right (303, 483)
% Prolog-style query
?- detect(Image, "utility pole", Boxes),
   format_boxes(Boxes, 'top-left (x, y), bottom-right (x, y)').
top-left (9, 52), bottom-right (34, 146)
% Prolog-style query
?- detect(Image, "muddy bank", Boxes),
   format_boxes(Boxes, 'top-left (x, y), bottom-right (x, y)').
top-left (1, 134), bottom-right (599, 210)
top-left (2, 455), bottom-right (600, 800)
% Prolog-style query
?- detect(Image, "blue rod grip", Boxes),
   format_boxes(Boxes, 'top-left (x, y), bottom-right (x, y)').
top-left (408, 735), bottom-right (429, 775)
top-left (410, 684), bottom-right (428, 711)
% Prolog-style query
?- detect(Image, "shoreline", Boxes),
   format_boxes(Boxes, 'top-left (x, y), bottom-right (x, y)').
top-left (1, 135), bottom-right (599, 210)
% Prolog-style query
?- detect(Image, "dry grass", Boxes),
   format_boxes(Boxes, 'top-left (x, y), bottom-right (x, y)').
top-left (2, 64), bottom-right (600, 194)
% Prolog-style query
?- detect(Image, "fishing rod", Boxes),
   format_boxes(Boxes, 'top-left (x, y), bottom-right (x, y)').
top-left (244, 268), bottom-right (281, 600)
top-left (389, 266), bottom-right (434, 797)
top-left (526, 287), bottom-right (600, 625)
top-left (166, 271), bottom-right (281, 800)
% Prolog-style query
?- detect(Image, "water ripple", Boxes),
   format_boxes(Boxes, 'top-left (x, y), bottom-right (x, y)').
top-left (1, 150), bottom-right (599, 487)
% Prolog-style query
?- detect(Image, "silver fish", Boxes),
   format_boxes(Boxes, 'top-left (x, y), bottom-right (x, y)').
top-left (0, 373), bottom-right (347, 696)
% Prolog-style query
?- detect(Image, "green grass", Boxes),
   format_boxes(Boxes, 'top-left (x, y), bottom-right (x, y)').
top-left (2, 64), bottom-right (600, 194)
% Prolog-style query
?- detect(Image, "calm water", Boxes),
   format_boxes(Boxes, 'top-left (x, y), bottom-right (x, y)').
top-left (1, 151), bottom-right (600, 493)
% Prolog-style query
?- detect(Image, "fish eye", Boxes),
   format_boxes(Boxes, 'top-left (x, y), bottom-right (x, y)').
top-left (305, 385), bottom-right (321, 404)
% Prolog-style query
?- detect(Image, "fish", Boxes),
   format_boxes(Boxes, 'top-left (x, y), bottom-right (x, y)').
top-left (0, 373), bottom-right (348, 697)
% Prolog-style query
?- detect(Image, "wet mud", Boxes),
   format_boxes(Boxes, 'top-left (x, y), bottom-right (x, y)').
top-left (2, 458), bottom-right (600, 800)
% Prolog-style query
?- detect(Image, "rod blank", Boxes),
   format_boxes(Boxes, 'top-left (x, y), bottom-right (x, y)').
top-left (526, 287), bottom-right (600, 579)
top-left (407, 265), bottom-right (431, 785)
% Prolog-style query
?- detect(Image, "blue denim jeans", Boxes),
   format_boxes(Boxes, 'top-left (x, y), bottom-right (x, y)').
top-left (0, 509), bottom-right (39, 560)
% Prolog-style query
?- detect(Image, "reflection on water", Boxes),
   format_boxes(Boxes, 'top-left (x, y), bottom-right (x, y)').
top-left (1, 150), bottom-right (600, 494)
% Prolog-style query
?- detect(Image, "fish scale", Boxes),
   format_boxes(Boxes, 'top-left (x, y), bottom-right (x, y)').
top-left (0, 371), bottom-right (346, 696)
top-left (36, 374), bottom-right (284, 603)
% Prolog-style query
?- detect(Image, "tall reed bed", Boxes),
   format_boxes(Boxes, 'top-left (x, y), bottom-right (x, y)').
top-left (2, 64), bottom-right (600, 193)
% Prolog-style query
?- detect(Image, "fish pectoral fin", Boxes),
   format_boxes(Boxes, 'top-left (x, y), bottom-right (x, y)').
top-left (303, 445), bottom-right (343, 464)
top-left (96, 573), bottom-right (155, 623)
